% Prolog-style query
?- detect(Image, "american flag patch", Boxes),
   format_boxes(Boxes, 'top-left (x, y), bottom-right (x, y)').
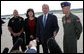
top-left (76, 18), bottom-right (80, 23)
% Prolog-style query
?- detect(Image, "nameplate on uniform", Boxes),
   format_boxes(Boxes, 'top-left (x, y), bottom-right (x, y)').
top-left (67, 19), bottom-right (71, 23)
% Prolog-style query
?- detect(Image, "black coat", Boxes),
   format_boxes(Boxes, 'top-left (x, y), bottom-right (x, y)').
top-left (47, 37), bottom-right (62, 53)
top-left (24, 17), bottom-right (37, 44)
top-left (36, 14), bottom-right (59, 43)
top-left (1, 18), bottom-right (5, 36)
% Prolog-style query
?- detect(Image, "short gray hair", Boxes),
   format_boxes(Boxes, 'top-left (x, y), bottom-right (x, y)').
top-left (42, 4), bottom-right (49, 9)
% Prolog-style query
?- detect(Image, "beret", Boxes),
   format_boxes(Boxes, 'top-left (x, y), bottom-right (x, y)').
top-left (61, 2), bottom-right (71, 8)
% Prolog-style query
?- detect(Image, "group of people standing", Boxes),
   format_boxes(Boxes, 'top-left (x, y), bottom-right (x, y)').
top-left (1, 2), bottom-right (82, 53)
top-left (8, 8), bottom-right (37, 52)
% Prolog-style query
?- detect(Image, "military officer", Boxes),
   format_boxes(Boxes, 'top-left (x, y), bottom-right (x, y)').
top-left (61, 2), bottom-right (82, 53)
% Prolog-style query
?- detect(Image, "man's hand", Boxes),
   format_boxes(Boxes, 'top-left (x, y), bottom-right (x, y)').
top-left (13, 32), bottom-right (21, 37)
top-left (30, 35), bottom-right (34, 39)
top-left (17, 32), bottom-right (21, 36)
top-left (36, 37), bottom-right (39, 42)
top-left (13, 33), bottom-right (17, 37)
top-left (53, 32), bottom-right (57, 38)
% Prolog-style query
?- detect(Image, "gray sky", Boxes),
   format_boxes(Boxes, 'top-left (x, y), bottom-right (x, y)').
top-left (1, 1), bottom-right (83, 15)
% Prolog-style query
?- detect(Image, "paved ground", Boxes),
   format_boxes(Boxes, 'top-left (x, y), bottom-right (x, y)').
top-left (1, 13), bottom-right (83, 53)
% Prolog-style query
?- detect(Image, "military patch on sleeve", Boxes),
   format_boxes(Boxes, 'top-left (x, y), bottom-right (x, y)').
top-left (76, 18), bottom-right (80, 23)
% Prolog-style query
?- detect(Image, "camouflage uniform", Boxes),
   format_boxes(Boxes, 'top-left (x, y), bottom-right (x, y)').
top-left (62, 13), bottom-right (82, 53)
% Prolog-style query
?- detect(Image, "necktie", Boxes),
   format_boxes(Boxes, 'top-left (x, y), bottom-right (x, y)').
top-left (43, 15), bottom-right (47, 27)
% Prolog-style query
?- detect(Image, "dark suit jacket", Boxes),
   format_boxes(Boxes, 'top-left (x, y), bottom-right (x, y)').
top-left (36, 14), bottom-right (59, 43)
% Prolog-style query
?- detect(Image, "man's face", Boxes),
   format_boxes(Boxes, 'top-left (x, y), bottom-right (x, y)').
top-left (42, 5), bottom-right (49, 14)
top-left (62, 6), bottom-right (70, 14)
top-left (13, 10), bottom-right (18, 18)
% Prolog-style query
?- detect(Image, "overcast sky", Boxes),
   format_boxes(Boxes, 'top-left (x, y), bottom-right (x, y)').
top-left (1, 1), bottom-right (83, 15)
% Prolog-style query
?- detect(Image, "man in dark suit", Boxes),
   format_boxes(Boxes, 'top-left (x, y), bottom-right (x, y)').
top-left (36, 4), bottom-right (59, 53)
top-left (1, 18), bottom-right (5, 36)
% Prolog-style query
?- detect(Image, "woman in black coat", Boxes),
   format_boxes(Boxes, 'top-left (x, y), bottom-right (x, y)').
top-left (24, 9), bottom-right (37, 45)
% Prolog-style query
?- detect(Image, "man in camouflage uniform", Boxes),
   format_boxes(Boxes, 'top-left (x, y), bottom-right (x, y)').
top-left (61, 2), bottom-right (82, 53)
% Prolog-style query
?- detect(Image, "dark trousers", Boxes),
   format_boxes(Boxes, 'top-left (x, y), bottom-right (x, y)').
top-left (37, 42), bottom-right (41, 53)
top-left (42, 41), bottom-right (48, 53)
top-left (12, 33), bottom-right (26, 52)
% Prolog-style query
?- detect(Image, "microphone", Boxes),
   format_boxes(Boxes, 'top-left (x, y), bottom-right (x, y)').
top-left (10, 38), bottom-right (23, 52)
top-left (2, 48), bottom-right (9, 53)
